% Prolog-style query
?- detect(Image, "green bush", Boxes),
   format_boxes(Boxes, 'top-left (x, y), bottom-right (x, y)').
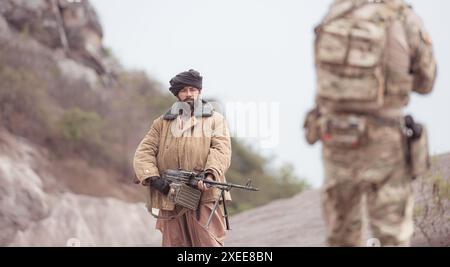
top-left (58, 108), bottom-right (103, 144)
top-left (226, 141), bottom-right (310, 214)
top-left (0, 65), bottom-right (54, 140)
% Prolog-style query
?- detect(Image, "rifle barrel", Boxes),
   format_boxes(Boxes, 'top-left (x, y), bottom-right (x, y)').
top-left (163, 170), bottom-right (259, 191)
top-left (197, 178), bottom-right (259, 191)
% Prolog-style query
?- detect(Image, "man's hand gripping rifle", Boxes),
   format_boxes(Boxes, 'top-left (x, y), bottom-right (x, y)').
top-left (162, 169), bottom-right (259, 230)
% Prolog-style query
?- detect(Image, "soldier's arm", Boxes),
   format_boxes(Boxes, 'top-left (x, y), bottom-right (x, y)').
top-left (133, 117), bottom-right (162, 185)
top-left (404, 7), bottom-right (437, 95)
top-left (204, 114), bottom-right (232, 183)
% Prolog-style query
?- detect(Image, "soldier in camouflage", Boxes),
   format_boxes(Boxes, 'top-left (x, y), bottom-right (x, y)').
top-left (304, 0), bottom-right (437, 246)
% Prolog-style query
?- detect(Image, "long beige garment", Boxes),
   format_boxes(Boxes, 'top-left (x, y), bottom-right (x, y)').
top-left (156, 203), bottom-right (226, 247)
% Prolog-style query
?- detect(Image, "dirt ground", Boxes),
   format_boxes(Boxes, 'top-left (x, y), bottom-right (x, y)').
top-left (226, 155), bottom-right (450, 247)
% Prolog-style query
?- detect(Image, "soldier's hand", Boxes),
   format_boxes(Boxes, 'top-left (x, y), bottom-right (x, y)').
top-left (147, 176), bottom-right (171, 195)
top-left (142, 177), bottom-right (154, 186)
top-left (197, 174), bottom-right (214, 192)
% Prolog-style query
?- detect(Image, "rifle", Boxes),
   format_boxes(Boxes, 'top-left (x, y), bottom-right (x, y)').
top-left (162, 169), bottom-right (259, 230)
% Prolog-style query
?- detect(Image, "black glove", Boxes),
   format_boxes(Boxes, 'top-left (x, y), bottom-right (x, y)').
top-left (146, 176), bottom-right (171, 195)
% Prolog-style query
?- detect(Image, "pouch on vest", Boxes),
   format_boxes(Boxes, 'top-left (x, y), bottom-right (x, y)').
top-left (304, 107), bottom-right (321, 145)
top-left (315, 12), bottom-right (390, 112)
top-left (320, 114), bottom-right (368, 149)
top-left (405, 116), bottom-right (430, 179)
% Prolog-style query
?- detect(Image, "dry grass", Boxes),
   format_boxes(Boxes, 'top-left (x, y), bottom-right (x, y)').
top-left (413, 155), bottom-right (450, 247)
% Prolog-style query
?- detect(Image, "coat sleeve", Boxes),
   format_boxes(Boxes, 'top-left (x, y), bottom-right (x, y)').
top-left (133, 117), bottom-right (162, 185)
top-left (204, 113), bottom-right (232, 182)
top-left (404, 7), bottom-right (437, 95)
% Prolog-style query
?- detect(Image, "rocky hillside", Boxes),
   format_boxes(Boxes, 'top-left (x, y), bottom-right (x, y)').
top-left (0, 129), bottom-right (161, 246)
top-left (0, 0), bottom-right (167, 246)
top-left (0, 0), bottom-right (117, 78)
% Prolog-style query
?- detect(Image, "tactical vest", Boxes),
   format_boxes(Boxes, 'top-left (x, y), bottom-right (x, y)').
top-left (314, 0), bottom-right (412, 113)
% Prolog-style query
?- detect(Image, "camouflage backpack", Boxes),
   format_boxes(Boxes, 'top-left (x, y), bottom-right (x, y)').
top-left (314, 0), bottom-right (405, 113)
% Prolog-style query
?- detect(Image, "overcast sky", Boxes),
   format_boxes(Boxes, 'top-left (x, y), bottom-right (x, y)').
top-left (90, 0), bottom-right (450, 187)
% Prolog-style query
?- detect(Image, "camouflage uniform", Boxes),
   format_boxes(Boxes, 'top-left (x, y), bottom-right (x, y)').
top-left (307, 0), bottom-right (437, 246)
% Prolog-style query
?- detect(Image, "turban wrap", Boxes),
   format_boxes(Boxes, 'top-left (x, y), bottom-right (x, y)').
top-left (169, 69), bottom-right (203, 96)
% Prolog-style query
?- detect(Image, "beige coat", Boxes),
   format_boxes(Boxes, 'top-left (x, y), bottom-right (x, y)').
top-left (133, 103), bottom-right (232, 211)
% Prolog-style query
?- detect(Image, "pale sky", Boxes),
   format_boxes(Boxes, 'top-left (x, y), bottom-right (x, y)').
top-left (91, 0), bottom-right (450, 187)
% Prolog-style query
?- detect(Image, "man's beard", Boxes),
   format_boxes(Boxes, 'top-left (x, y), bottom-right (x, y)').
top-left (183, 98), bottom-right (196, 110)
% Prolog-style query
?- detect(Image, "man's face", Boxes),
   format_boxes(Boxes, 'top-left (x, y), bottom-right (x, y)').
top-left (177, 86), bottom-right (201, 104)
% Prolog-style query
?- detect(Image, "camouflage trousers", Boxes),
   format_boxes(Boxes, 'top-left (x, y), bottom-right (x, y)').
top-left (321, 124), bottom-right (414, 247)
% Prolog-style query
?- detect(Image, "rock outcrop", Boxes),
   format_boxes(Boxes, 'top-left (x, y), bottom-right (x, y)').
top-left (0, 129), bottom-right (161, 247)
top-left (0, 130), bottom-right (50, 245)
top-left (0, 0), bottom-right (118, 79)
